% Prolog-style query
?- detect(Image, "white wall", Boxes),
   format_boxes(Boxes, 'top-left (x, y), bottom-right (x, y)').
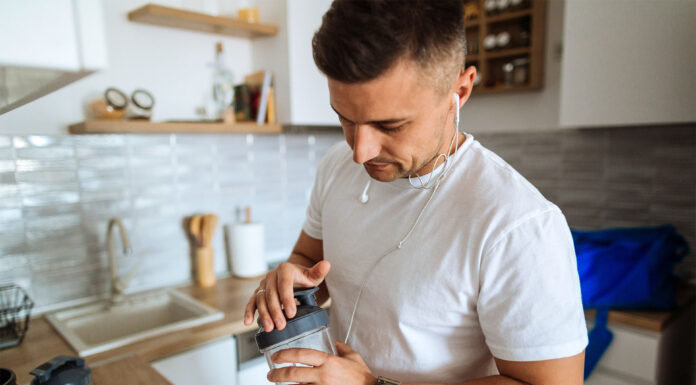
top-left (559, 0), bottom-right (696, 128)
top-left (460, 0), bottom-right (565, 134)
top-left (286, 0), bottom-right (335, 125)
top-left (252, 0), bottom-right (336, 126)
top-left (0, 0), bottom-right (254, 135)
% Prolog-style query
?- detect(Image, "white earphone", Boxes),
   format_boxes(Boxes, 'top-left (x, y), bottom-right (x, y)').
top-left (358, 93), bottom-right (460, 203)
top-left (344, 93), bottom-right (462, 344)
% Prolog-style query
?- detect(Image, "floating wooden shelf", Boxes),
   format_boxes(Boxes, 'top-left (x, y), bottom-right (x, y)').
top-left (472, 84), bottom-right (541, 95)
top-left (484, 46), bottom-right (531, 59)
top-left (127, 4), bottom-right (279, 38)
top-left (69, 120), bottom-right (283, 134)
top-left (465, 18), bottom-right (480, 28)
top-left (485, 9), bottom-right (532, 24)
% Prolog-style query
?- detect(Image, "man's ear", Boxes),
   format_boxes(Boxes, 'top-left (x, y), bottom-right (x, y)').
top-left (456, 66), bottom-right (477, 107)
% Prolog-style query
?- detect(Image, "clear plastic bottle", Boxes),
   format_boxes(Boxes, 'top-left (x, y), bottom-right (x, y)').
top-left (256, 288), bottom-right (336, 385)
top-left (211, 42), bottom-right (235, 120)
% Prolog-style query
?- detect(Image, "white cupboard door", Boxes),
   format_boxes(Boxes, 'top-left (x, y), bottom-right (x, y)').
top-left (0, 0), bottom-right (79, 70)
top-left (151, 337), bottom-right (238, 385)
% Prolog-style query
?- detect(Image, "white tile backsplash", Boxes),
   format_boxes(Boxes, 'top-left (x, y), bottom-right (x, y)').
top-left (0, 132), bottom-right (342, 310)
top-left (1, 125), bottom-right (693, 310)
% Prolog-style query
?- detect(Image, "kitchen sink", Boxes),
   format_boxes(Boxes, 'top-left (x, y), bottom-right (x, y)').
top-left (45, 289), bottom-right (224, 356)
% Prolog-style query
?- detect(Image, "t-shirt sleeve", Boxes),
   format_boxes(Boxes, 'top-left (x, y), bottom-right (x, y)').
top-left (477, 208), bottom-right (588, 361)
top-left (302, 143), bottom-right (344, 240)
top-left (302, 175), bottom-right (324, 239)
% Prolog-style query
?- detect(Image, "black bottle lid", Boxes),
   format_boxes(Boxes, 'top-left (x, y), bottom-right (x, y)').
top-left (30, 355), bottom-right (91, 385)
top-left (255, 287), bottom-right (329, 350)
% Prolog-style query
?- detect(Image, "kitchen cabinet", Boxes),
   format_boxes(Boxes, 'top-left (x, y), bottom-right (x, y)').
top-left (151, 336), bottom-right (238, 385)
top-left (236, 329), bottom-right (274, 385)
top-left (465, 0), bottom-right (547, 95)
top-left (0, 0), bottom-right (107, 114)
top-left (559, 0), bottom-right (696, 128)
top-left (584, 299), bottom-right (695, 385)
top-left (151, 331), bottom-right (274, 385)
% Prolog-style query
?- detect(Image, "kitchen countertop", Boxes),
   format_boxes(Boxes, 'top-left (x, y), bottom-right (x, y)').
top-left (1, 276), bottom-right (694, 384)
top-left (91, 354), bottom-right (171, 385)
top-left (1, 275), bottom-right (261, 384)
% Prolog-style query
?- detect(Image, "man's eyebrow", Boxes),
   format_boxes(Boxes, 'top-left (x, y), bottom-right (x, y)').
top-left (330, 104), bottom-right (409, 126)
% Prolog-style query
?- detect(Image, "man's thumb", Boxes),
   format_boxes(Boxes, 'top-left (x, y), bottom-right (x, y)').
top-left (307, 260), bottom-right (331, 283)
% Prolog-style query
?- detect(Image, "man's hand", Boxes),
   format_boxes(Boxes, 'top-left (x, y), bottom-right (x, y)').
top-left (243, 259), bottom-right (331, 331)
top-left (267, 341), bottom-right (377, 385)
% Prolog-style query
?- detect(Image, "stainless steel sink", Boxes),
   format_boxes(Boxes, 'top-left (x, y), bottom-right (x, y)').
top-left (45, 289), bottom-right (224, 356)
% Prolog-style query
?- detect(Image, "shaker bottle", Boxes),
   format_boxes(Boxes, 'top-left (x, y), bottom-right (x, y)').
top-left (255, 288), bottom-right (336, 384)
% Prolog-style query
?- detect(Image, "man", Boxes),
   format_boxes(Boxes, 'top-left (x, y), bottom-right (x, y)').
top-left (243, 1), bottom-right (588, 384)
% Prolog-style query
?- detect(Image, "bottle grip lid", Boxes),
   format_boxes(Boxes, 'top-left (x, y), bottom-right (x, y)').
top-left (255, 287), bottom-right (329, 350)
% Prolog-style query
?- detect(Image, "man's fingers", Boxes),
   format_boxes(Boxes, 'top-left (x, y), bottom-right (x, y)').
top-left (271, 347), bottom-right (329, 366)
top-left (294, 260), bottom-right (331, 288)
top-left (335, 340), bottom-right (364, 363)
top-left (265, 277), bottom-right (286, 330)
top-left (256, 293), bottom-right (274, 332)
top-left (244, 277), bottom-right (266, 325)
top-left (277, 263), bottom-right (298, 318)
top-left (307, 260), bottom-right (331, 282)
top-left (267, 366), bottom-right (315, 384)
top-left (243, 293), bottom-right (257, 325)
top-left (334, 340), bottom-right (353, 355)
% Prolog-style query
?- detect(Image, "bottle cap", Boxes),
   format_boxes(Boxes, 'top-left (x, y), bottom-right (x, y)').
top-left (255, 287), bottom-right (329, 350)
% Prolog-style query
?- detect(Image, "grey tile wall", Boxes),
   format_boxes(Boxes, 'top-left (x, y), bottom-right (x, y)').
top-left (1, 123), bottom-right (693, 310)
top-left (478, 124), bottom-right (696, 277)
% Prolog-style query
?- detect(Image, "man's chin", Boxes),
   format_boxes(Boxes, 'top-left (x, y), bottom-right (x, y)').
top-left (363, 165), bottom-right (402, 182)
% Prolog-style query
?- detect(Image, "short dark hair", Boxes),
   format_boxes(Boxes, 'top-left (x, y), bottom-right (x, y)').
top-left (312, 0), bottom-right (467, 94)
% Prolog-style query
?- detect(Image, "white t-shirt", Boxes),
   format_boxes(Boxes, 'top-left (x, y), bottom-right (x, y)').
top-left (302, 133), bottom-right (588, 383)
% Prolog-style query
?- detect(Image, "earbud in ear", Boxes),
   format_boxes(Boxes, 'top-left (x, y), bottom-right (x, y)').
top-left (453, 93), bottom-right (460, 129)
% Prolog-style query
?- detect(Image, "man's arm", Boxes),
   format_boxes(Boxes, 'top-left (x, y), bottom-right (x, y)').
top-left (405, 352), bottom-right (585, 385)
top-left (244, 230), bottom-right (329, 330)
top-left (267, 345), bottom-right (585, 385)
top-left (286, 230), bottom-right (329, 305)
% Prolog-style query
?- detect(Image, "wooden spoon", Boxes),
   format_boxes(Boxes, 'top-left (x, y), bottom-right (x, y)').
top-left (201, 213), bottom-right (218, 247)
top-left (189, 215), bottom-right (202, 247)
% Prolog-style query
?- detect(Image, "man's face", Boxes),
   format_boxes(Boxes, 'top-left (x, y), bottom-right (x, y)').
top-left (328, 60), bottom-right (456, 182)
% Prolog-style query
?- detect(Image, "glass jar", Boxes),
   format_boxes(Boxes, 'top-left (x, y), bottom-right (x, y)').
top-left (512, 58), bottom-right (529, 85)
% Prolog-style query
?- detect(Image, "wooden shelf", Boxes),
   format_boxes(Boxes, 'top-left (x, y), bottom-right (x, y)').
top-left (127, 4), bottom-right (279, 38)
top-left (464, 0), bottom-right (545, 95)
top-left (69, 120), bottom-right (283, 134)
top-left (484, 46), bottom-right (531, 59)
top-left (485, 8), bottom-right (532, 24)
top-left (472, 84), bottom-right (541, 95)
top-left (465, 18), bottom-right (480, 28)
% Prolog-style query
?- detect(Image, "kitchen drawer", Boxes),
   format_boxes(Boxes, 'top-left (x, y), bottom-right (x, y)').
top-left (586, 320), bottom-right (660, 383)
top-left (236, 329), bottom-right (273, 385)
top-left (151, 337), bottom-right (237, 385)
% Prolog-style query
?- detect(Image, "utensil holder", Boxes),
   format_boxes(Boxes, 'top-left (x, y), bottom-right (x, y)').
top-left (192, 246), bottom-right (216, 288)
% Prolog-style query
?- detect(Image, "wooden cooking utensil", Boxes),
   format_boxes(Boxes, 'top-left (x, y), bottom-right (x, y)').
top-left (201, 213), bottom-right (218, 247)
top-left (189, 213), bottom-right (219, 288)
top-left (188, 215), bottom-right (202, 247)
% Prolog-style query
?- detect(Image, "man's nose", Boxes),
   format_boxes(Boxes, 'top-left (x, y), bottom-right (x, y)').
top-left (352, 124), bottom-right (381, 164)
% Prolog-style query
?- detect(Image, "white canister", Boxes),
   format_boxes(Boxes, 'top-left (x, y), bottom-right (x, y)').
top-left (225, 223), bottom-right (268, 278)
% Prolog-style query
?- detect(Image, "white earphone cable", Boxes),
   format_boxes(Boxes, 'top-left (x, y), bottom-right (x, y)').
top-left (344, 93), bottom-right (461, 344)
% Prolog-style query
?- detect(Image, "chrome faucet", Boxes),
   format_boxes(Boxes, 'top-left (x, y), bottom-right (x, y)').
top-left (107, 217), bottom-right (133, 305)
